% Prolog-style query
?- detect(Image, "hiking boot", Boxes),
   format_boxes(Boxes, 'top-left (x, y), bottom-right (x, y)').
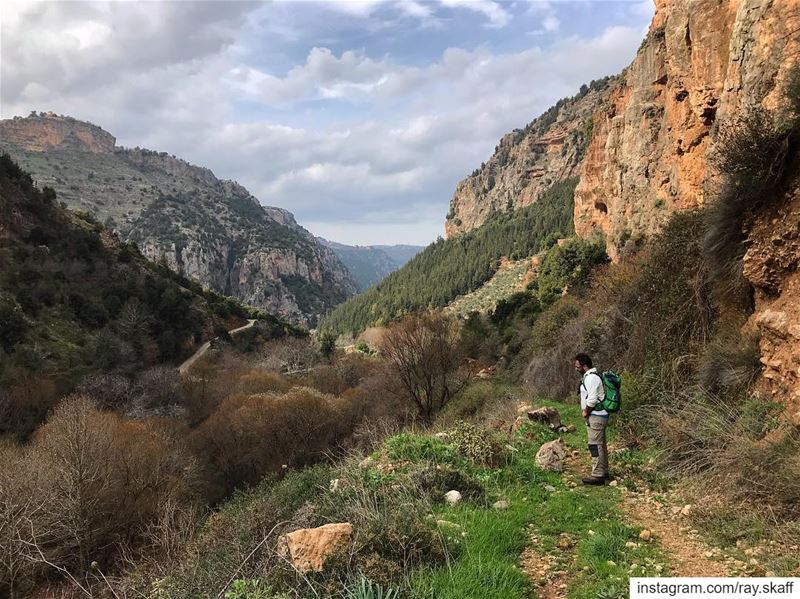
top-left (581, 476), bottom-right (606, 486)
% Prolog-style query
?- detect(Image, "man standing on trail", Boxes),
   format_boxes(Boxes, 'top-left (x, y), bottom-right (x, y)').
top-left (575, 353), bottom-right (608, 485)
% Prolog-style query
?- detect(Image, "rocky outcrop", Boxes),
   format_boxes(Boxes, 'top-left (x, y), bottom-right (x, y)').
top-left (278, 523), bottom-right (353, 573)
top-left (0, 112), bottom-right (115, 153)
top-left (0, 115), bottom-right (357, 326)
top-left (446, 79), bottom-right (614, 237)
top-left (743, 183), bottom-right (800, 422)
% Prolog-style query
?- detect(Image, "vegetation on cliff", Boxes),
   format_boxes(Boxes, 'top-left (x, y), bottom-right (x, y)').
top-left (322, 178), bottom-right (577, 337)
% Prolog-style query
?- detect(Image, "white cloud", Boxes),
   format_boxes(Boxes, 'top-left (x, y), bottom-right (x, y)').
top-left (1, 1), bottom-right (649, 245)
top-left (440, 0), bottom-right (511, 27)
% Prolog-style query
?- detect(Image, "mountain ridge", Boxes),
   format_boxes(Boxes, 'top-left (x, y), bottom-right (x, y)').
top-left (0, 113), bottom-right (357, 326)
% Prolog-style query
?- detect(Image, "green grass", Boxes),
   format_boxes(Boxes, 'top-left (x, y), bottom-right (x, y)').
top-left (403, 400), bottom-right (667, 598)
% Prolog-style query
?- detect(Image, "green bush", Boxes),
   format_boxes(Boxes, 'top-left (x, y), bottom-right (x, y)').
top-left (385, 434), bottom-right (455, 463)
top-left (448, 421), bottom-right (509, 467)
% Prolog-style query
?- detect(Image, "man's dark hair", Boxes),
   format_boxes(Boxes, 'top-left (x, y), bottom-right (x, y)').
top-left (574, 353), bottom-right (593, 368)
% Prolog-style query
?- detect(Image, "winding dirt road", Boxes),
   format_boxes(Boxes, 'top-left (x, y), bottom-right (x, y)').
top-left (178, 319), bottom-right (257, 374)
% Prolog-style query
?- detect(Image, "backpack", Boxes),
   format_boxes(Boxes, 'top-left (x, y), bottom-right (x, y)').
top-left (584, 370), bottom-right (622, 413)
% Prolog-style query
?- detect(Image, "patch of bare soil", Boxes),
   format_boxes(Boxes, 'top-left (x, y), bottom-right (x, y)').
top-left (520, 529), bottom-right (572, 599)
top-left (618, 487), bottom-right (731, 577)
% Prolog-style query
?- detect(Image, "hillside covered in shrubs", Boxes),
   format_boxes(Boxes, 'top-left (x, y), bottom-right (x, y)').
top-left (321, 179), bottom-right (577, 337)
top-left (0, 155), bottom-right (298, 438)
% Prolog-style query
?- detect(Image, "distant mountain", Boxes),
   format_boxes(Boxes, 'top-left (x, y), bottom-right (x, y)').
top-left (0, 113), bottom-right (357, 326)
top-left (319, 239), bottom-right (423, 292)
top-left (371, 244), bottom-right (424, 268)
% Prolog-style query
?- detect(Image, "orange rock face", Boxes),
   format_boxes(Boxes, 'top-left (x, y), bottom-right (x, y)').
top-left (575, 0), bottom-right (800, 258)
top-left (743, 185), bottom-right (800, 423)
top-left (278, 523), bottom-right (353, 573)
top-left (0, 113), bottom-right (116, 154)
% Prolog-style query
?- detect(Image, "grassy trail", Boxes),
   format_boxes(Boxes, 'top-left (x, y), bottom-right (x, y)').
top-left (406, 401), bottom-right (670, 599)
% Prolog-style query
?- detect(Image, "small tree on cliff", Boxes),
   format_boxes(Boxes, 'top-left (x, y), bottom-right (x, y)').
top-left (381, 312), bottom-right (470, 423)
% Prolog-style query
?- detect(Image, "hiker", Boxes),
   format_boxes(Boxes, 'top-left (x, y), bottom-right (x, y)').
top-left (575, 353), bottom-right (609, 485)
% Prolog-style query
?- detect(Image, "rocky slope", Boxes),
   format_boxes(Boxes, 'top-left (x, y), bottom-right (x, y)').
top-left (0, 114), bottom-right (357, 325)
top-left (448, 0), bottom-right (799, 257)
top-left (445, 77), bottom-right (614, 237)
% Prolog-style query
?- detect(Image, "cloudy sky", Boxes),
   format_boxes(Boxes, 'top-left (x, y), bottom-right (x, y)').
top-left (1, 0), bottom-right (653, 245)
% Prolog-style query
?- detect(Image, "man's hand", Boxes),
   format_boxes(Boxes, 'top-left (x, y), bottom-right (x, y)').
top-left (582, 407), bottom-right (590, 418)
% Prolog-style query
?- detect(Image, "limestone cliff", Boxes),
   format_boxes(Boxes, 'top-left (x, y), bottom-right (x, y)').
top-left (0, 112), bottom-right (116, 153)
top-left (445, 77), bottom-right (615, 237)
top-left (448, 0), bottom-right (799, 257)
top-left (0, 114), bottom-right (357, 326)
top-left (446, 0), bottom-right (800, 414)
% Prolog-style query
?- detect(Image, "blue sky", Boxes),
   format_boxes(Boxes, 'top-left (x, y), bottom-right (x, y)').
top-left (2, 0), bottom-right (654, 245)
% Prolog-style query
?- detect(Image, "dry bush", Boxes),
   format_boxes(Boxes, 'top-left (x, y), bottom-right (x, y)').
top-left (236, 370), bottom-right (291, 395)
top-left (18, 396), bottom-right (199, 583)
top-left (653, 389), bottom-right (800, 517)
top-left (191, 387), bottom-right (356, 499)
top-left (521, 316), bottom-right (585, 399)
top-left (129, 366), bottom-right (182, 416)
top-left (296, 353), bottom-right (381, 396)
top-left (380, 312), bottom-right (469, 423)
top-left (76, 373), bottom-right (132, 410)
top-left (258, 337), bottom-right (320, 374)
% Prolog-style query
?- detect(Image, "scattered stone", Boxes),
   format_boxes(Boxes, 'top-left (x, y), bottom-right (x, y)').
top-left (358, 456), bottom-right (374, 469)
top-left (329, 478), bottom-right (340, 492)
top-left (607, 560), bottom-right (617, 567)
top-left (492, 500), bottom-right (510, 510)
top-left (516, 403), bottom-right (533, 415)
top-left (558, 426), bottom-right (568, 433)
top-left (625, 541), bottom-right (638, 549)
top-left (444, 490), bottom-right (462, 505)
top-left (639, 529), bottom-right (652, 541)
top-left (434, 432), bottom-right (451, 442)
top-left (749, 558), bottom-right (759, 566)
top-left (278, 523), bottom-right (353, 573)
top-left (536, 439), bottom-right (567, 472)
top-left (436, 519), bottom-right (461, 530)
top-left (566, 424), bottom-right (577, 433)
top-left (527, 407), bottom-right (562, 429)
top-left (544, 484), bottom-right (557, 493)
top-left (680, 504), bottom-right (692, 516)
top-left (609, 480), bottom-right (618, 487)
top-left (557, 533), bottom-right (575, 550)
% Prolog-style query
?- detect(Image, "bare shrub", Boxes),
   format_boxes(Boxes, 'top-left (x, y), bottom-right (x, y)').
top-left (258, 337), bottom-right (319, 374)
top-left (236, 370), bottom-right (291, 395)
top-left (129, 366), bottom-right (182, 415)
top-left (380, 312), bottom-right (471, 423)
top-left (191, 388), bottom-right (356, 499)
top-left (76, 373), bottom-right (132, 410)
top-left (22, 396), bottom-right (198, 580)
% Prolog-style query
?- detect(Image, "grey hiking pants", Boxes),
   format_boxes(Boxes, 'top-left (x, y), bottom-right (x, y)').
top-left (586, 415), bottom-right (608, 478)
